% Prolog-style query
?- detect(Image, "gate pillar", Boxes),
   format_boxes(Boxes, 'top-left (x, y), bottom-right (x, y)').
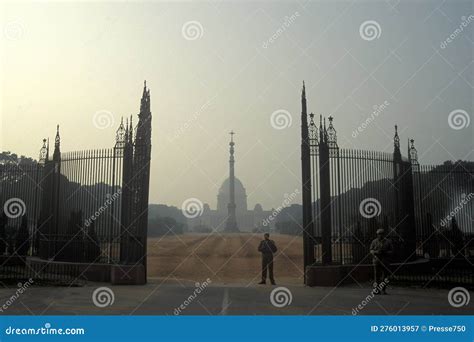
top-left (300, 82), bottom-right (315, 280)
top-left (319, 117), bottom-right (332, 265)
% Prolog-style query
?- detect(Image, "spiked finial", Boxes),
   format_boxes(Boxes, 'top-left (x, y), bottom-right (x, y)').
top-left (408, 138), bottom-right (418, 164)
top-left (129, 115), bottom-right (133, 143)
top-left (115, 117), bottom-right (126, 146)
top-left (125, 117), bottom-right (129, 141)
top-left (326, 115), bottom-right (337, 147)
top-left (308, 112), bottom-right (318, 144)
top-left (319, 115), bottom-right (324, 142)
top-left (55, 125), bottom-right (60, 147)
top-left (394, 124), bottom-right (400, 149)
top-left (39, 138), bottom-right (48, 162)
top-left (142, 80), bottom-right (148, 97)
top-left (53, 125), bottom-right (61, 161)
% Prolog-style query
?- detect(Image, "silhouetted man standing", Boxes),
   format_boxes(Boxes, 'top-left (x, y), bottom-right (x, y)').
top-left (258, 233), bottom-right (277, 285)
top-left (370, 229), bottom-right (393, 295)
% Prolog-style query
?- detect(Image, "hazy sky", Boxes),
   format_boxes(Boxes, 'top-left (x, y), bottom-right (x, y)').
top-left (1, 0), bottom-right (472, 210)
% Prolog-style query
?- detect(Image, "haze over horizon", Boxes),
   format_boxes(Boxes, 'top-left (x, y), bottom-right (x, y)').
top-left (1, 0), bottom-right (472, 210)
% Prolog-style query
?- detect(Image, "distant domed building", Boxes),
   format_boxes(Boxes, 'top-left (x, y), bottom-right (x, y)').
top-left (187, 133), bottom-right (273, 232)
top-left (187, 176), bottom-right (272, 232)
top-left (217, 177), bottom-right (247, 218)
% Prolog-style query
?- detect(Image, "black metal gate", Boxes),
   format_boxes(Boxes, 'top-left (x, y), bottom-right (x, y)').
top-left (300, 83), bottom-right (473, 286)
top-left (0, 82), bottom-right (152, 284)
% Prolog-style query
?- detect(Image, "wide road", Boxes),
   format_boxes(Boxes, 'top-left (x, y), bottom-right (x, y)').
top-left (0, 233), bottom-right (470, 315)
top-left (0, 279), bottom-right (470, 315)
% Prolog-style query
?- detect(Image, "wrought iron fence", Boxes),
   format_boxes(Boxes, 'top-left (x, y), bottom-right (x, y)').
top-left (37, 146), bottom-right (124, 264)
top-left (306, 115), bottom-right (416, 266)
top-left (0, 82), bottom-right (152, 284)
top-left (300, 83), bottom-right (473, 286)
top-left (0, 159), bottom-right (42, 261)
top-left (412, 163), bottom-right (473, 259)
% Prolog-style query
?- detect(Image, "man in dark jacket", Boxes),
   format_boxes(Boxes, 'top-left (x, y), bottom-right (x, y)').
top-left (258, 233), bottom-right (277, 285)
top-left (370, 229), bottom-right (393, 295)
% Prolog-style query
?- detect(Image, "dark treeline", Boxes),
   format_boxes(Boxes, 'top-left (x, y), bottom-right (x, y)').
top-left (148, 204), bottom-right (188, 236)
top-left (0, 151), bottom-right (37, 166)
top-left (274, 160), bottom-right (473, 239)
top-left (2, 151), bottom-right (471, 243)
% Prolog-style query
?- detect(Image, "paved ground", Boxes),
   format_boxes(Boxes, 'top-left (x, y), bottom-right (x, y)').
top-left (0, 278), bottom-right (471, 315)
top-left (0, 234), bottom-right (470, 315)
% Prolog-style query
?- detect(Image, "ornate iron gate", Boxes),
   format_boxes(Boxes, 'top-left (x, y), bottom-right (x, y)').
top-left (0, 82), bottom-right (152, 284)
top-left (300, 83), bottom-right (473, 286)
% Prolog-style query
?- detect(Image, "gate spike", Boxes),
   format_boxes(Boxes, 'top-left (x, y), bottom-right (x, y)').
top-left (129, 115), bottom-right (133, 143)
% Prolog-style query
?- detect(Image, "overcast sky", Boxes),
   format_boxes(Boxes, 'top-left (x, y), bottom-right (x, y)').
top-left (1, 0), bottom-right (472, 210)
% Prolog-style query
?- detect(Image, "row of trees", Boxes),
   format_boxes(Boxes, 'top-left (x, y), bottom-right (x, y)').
top-left (148, 204), bottom-right (188, 236)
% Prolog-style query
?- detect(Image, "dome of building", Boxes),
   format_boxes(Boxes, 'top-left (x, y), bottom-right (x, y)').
top-left (217, 177), bottom-right (248, 213)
